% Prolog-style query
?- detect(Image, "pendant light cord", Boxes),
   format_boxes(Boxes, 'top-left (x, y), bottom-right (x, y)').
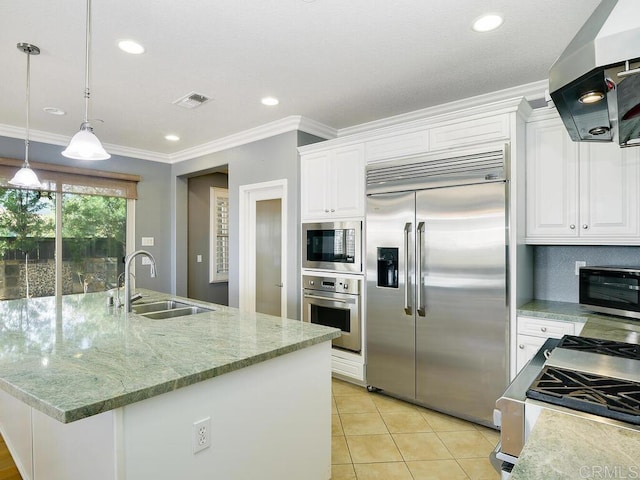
top-left (24, 48), bottom-right (31, 168)
top-left (84, 0), bottom-right (92, 124)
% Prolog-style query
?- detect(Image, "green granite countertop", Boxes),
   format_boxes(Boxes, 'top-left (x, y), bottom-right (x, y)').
top-left (511, 300), bottom-right (640, 479)
top-left (518, 299), bottom-right (595, 324)
top-left (511, 410), bottom-right (640, 479)
top-left (0, 290), bottom-right (340, 424)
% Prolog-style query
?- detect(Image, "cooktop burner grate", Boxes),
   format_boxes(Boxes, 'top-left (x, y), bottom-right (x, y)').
top-left (557, 335), bottom-right (640, 360)
top-left (526, 366), bottom-right (640, 425)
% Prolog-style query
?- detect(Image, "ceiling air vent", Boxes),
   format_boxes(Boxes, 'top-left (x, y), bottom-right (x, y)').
top-left (172, 91), bottom-right (211, 109)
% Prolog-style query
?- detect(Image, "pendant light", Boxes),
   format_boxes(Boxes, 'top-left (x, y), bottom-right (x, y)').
top-left (9, 43), bottom-right (43, 189)
top-left (62, 0), bottom-right (110, 160)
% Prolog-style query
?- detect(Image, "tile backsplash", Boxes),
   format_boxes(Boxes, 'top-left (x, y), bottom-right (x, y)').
top-left (533, 245), bottom-right (640, 302)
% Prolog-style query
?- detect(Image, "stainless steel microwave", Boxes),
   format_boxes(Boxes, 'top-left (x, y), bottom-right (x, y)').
top-left (579, 266), bottom-right (640, 320)
top-left (302, 221), bottom-right (362, 273)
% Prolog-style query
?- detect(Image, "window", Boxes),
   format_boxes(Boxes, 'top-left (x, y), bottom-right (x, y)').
top-left (210, 187), bottom-right (229, 283)
top-left (0, 157), bottom-right (138, 300)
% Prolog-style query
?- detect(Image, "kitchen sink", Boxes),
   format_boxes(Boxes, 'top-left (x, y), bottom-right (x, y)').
top-left (140, 306), bottom-right (213, 319)
top-left (132, 300), bottom-right (191, 314)
top-left (132, 299), bottom-right (214, 319)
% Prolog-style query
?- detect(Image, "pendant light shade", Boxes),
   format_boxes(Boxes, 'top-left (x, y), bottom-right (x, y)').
top-left (9, 42), bottom-right (42, 190)
top-left (62, 122), bottom-right (110, 160)
top-left (9, 165), bottom-right (43, 189)
top-left (62, 0), bottom-right (110, 160)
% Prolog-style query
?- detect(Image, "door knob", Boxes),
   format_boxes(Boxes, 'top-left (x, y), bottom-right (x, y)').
top-left (582, 224), bottom-right (589, 229)
top-left (275, 283), bottom-right (284, 288)
top-left (569, 224), bottom-right (576, 230)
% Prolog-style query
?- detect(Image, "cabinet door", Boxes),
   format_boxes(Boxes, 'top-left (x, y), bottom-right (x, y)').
top-left (331, 144), bottom-right (365, 218)
top-left (579, 142), bottom-right (640, 238)
top-left (516, 334), bottom-right (546, 373)
top-left (300, 151), bottom-right (331, 220)
top-left (526, 120), bottom-right (580, 238)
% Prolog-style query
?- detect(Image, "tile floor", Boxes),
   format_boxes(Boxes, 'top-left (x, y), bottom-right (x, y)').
top-left (331, 378), bottom-right (500, 480)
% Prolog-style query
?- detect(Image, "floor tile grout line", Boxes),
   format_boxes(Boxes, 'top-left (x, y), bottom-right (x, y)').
top-left (332, 380), bottom-right (498, 479)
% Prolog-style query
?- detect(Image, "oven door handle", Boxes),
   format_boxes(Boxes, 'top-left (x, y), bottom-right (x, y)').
top-left (303, 294), bottom-right (356, 305)
top-left (601, 282), bottom-right (640, 291)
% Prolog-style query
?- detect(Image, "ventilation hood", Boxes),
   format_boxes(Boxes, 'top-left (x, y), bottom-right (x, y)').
top-left (549, 0), bottom-right (640, 147)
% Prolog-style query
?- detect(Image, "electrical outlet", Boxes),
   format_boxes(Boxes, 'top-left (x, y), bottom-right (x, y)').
top-left (575, 260), bottom-right (586, 275)
top-left (193, 417), bottom-right (211, 454)
top-left (141, 237), bottom-right (154, 246)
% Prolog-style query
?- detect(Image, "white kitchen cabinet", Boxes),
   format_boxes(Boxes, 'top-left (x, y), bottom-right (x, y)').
top-left (516, 315), bottom-right (576, 373)
top-left (300, 144), bottom-right (365, 220)
top-left (526, 112), bottom-right (640, 244)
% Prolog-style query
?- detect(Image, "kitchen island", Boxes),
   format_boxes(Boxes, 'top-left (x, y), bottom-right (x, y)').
top-left (509, 301), bottom-right (640, 479)
top-left (0, 290), bottom-right (340, 480)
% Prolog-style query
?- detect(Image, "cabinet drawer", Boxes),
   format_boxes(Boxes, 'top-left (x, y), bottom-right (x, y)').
top-left (518, 316), bottom-right (575, 338)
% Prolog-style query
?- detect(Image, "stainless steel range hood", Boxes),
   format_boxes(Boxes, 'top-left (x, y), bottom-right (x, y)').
top-left (549, 0), bottom-right (640, 147)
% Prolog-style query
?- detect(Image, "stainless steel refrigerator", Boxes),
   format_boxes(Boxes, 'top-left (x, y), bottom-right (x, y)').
top-left (366, 147), bottom-right (509, 426)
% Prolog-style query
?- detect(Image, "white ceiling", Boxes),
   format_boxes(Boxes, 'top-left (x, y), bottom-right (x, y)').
top-left (0, 0), bottom-right (601, 162)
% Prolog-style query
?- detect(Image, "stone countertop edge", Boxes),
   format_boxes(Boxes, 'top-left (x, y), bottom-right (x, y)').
top-left (517, 299), bottom-right (593, 323)
top-left (510, 409), bottom-right (640, 480)
top-left (0, 337), bottom-right (337, 424)
top-left (0, 290), bottom-right (341, 424)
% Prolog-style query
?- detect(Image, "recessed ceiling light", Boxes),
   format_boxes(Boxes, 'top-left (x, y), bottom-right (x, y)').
top-left (43, 107), bottom-right (66, 116)
top-left (165, 134), bottom-right (180, 142)
top-left (118, 40), bottom-right (145, 55)
top-left (472, 14), bottom-right (503, 32)
top-left (261, 96), bottom-right (279, 106)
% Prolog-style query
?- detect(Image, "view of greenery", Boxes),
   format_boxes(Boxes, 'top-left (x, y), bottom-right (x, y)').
top-left (0, 187), bottom-right (127, 298)
top-left (0, 188), bottom-right (54, 259)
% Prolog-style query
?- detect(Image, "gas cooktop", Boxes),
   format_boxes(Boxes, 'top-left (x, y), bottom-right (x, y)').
top-left (557, 335), bottom-right (640, 360)
top-left (527, 365), bottom-right (640, 425)
top-left (526, 335), bottom-right (640, 425)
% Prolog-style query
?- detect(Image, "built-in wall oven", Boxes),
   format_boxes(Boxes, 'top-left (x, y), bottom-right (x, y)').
top-left (302, 275), bottom-right (362, 352)
top-left (302, 221), bottom-right (362, 273)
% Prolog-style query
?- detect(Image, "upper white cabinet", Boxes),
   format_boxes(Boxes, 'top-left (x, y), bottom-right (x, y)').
top-left (300, 144), bottom-right (365, 220)
top-left (526, 112), bottom-right (640, 244)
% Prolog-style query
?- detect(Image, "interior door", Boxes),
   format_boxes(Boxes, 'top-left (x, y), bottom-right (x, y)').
top-left (366, 191), bottom-right (416, 399)
top-left (415, 181), bottom-right (507, 424)
top-left (255, 198), bottom-right (282, 316)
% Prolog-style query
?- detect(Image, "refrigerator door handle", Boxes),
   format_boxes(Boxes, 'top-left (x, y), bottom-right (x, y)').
top-left (404, 222), bottom-right (412, 315)
top-left (416, 221), bottom-right (426, 317)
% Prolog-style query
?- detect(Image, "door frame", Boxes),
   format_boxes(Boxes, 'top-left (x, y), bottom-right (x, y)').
top-left (238, 179), bottom-right (288, 316)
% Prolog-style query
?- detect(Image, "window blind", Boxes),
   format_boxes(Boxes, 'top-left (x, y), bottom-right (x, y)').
top-left (210, 187), bottom-right (229, 282)
top-left (0, 157), bottom-right (140, 199)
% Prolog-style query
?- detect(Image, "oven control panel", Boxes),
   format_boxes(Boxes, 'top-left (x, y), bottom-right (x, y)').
top-left (303, 275), bottom-right (360, 295)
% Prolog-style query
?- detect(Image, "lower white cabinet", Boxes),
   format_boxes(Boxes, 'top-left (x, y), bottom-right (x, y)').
top-left (332, 348), bottom-right (365, 383)
top-left (516, 316), bottom-right (585, 373)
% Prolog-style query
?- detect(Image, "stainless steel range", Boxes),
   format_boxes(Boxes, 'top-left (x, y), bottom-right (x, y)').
top-left (493, 335), bottom-right (640, 478)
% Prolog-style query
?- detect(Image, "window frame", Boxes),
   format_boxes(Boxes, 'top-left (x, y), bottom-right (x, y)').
top-left (0, 157), bottom-right (137, 300)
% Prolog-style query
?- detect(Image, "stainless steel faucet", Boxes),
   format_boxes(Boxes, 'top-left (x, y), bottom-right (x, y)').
top-left (124, 250), bottom-right (157, 312)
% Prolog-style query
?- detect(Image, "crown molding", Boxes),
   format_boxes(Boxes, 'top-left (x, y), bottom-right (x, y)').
top-left (338, 79), bottom-right (548, 137)
top-left (0, 116), bottom-right (336, 164)
top-left (0, 123), bottom-right (174, 163)
top-left (169, 116), bottom-right (336, 164)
